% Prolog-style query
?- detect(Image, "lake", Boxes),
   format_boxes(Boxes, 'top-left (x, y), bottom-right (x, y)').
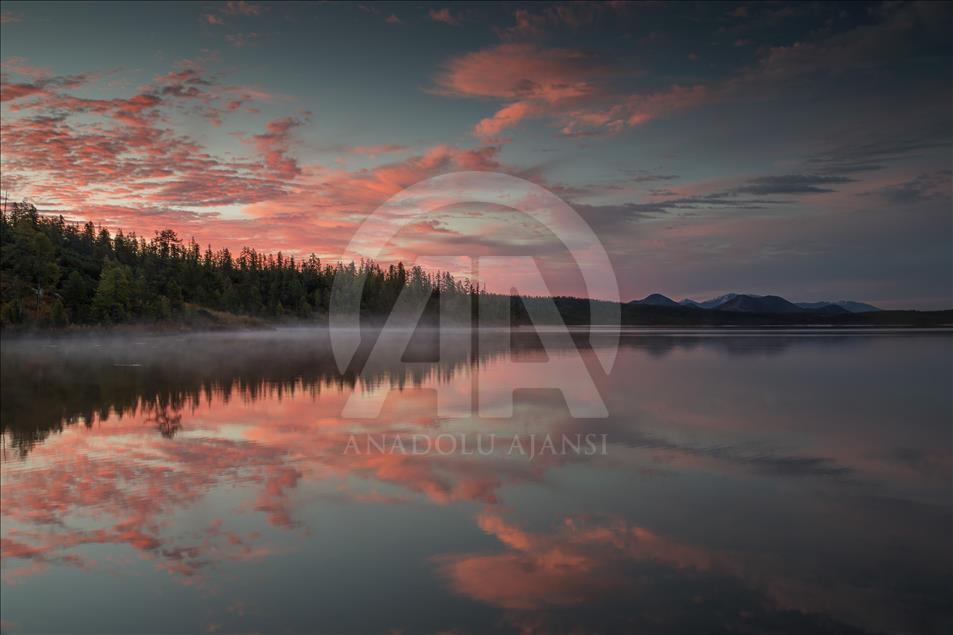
top-left (1, 328), bottom-right (951, 634)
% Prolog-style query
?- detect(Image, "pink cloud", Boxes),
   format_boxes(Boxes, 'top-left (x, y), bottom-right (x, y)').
top-left (248, 116), bottom-right (306, 179)
top-left (202, 0), bottom-right (263, 28)
top-left (1, 59), bottom-right (94, 103)
top-left (0, 61), bottom-right (314, 241)
top-left (225, 31), bottom-right (261, 48)
top-left (2, 58), bottom-right (604, 270)
top-left (433, 3), bottom-right (942, 141)
top-left (435, 42), bottom-right (709, 138)
top-left (223, 1), bottom-right (263, 17)
top-left (428, 8), bottom-right (460, 26)
top-left (495, 3), bottom-right (615, 41)
top-left (1, 57), bottom-right (527, 263)
top-left (1, 417), bottom-right (299, 583)
top-left (435, 43), bottom-right (600, 103)
top-left (0, 10), bottom-right (22, 25)
top-left (560, 83), bottom-right (710, 137)
top-left (474, 101), bottom-right (537, 139)
top-left (439, 511), bottom-right (724, 610)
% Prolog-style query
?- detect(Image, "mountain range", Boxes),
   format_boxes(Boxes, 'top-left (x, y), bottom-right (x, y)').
top-left (631, 293), bottom-right (881, 315)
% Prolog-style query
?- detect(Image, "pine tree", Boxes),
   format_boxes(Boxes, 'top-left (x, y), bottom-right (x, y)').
top-left (92, 259), bottom-right (132, 322)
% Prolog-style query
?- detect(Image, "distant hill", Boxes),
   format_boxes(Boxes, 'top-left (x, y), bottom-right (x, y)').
top-left (796, 300), bottom-right (881, 313)
top-left (630, 293), bottom-right (680, 307)
top-left (668, 293), bottom-right (882, 314)
top-left (547, 297), bottom-right (951, 327)
top-left (680, 293), bottom-right (739, 309)
top-left (715, 294), bottom-right (805, 314)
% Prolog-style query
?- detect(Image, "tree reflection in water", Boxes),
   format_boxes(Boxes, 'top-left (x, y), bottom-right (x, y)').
top-left (1, 328), bottom-right (950, 635)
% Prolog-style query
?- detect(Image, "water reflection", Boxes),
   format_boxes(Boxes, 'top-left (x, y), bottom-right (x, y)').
top-left (1, 329), bottom-right (951, 634)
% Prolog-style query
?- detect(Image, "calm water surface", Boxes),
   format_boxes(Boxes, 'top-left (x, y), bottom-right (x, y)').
top-left (1, 329), bottom-right (951, 634)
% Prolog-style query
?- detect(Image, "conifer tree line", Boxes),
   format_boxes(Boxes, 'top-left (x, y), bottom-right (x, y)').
top-left (0, 201), bottom-right (524, 327)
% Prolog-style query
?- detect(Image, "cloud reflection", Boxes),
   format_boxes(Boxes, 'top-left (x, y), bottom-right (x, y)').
top-left (1, 329), bottom-right (950, 634)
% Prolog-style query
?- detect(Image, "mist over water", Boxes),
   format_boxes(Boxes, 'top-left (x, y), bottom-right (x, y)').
top-left (1, 328), bottom-right (951, 634)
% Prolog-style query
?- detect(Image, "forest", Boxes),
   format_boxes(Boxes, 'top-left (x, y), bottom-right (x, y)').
top-left (0, 201), bottom-right (515, 328)
top-left (4, 202), bottom-right (948, 330)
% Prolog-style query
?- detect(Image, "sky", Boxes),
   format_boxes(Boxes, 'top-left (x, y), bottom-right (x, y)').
top-left (0, 1), bottom-right (951, 308)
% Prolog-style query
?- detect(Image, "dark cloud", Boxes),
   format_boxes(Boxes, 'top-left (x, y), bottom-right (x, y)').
top-left (868, 170), bottom-right (953, 204)
top-left (732, 174), bottom-right (855, 195)
top-left (607, 428), bottom-right (856, 480)
top-left (627, 170), bottom-right (680, 183)
top-left (572, 193), bottom-right (787, 232)
top-left (805, 131), bottom-right (953, 176)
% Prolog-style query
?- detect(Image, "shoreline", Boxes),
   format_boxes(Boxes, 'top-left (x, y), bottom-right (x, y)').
top-left (2, 320), bottom-right (951, 341)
